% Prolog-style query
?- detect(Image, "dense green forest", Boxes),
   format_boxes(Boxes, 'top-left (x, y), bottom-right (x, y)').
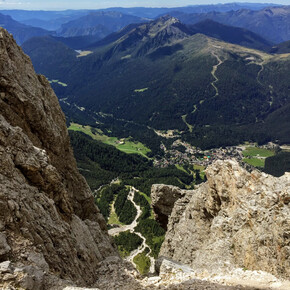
top-left (135, 219), bottom-right (166, 258)
top-left (69, 131), bottom-right (152, 189)
top-left (264, 152), bottom-right (290, 177)
top-left (69, 130), bottom-right (198, 260)
top-left (114, 231), bottom-right (143, 257)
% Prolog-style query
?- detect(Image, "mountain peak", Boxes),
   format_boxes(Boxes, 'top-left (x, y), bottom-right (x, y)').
top-left (156, 14), bottom-right (180, 23)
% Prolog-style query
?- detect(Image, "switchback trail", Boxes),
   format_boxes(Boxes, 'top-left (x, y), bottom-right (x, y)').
top-left (108, 187), bottom-right (141, 236)
top-left (210, 51), bottom-right (223, 98)
top-left (108, 187), bottom-right (155, 273)
top-left (257, 61), bottom-right (265, 86)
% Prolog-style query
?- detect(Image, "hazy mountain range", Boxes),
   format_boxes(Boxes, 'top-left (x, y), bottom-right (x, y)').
top-left (0, 13), bottom-right (51, 44)
top-left (1, 2), bottom-right (279, 29)
top-left (170, 6), bottom-right (290, 43)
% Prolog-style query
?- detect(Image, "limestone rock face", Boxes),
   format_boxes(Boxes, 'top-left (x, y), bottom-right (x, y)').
top-left (151, 184), bottom-right (189, 229)
top-left (157, 160), bottom-right (290, 279)
top-left (0, 28), bottom-right (118, 289)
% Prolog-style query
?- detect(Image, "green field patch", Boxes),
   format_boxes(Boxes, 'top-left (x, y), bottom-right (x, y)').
top-left (137, 190), bottom-right (152, 204)
top-left (68, 123), bottom-right (151, 157)
top-left (49, 79), bottom-right (68, 87)
top-left (243, 158), bottom-right (265, 168)
top-left (133, 250), bottom-right (151, 275)
top-left (175, 164), bottom-right (188, 174)
top-left (58, 82), bottom-right (67, 87)
top-left (134, 88), bottom-right (148, 93)
top-left (242, 147), bottom-right (275, 158)
top-left (114, 231), bottom-right (143, 258)
top-left (108, 197), bottom-right (124, 225)
top-left (193, 164), bottom-right (206, 180)
top-left (182, 114), bottom-right (193, 133)
top-left (121, 54), bottom-right (132, 60)
top-left (77, 50), bottom-right (93, 58)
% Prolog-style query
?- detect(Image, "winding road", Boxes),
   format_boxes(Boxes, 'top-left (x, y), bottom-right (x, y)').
top-left (108, 187), bottom-right (155, 273)
top-left (210, 51), bottom-right (223, 98)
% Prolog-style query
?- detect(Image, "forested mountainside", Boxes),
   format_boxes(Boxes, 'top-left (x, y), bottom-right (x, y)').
top-left (22, 16), bottom-right (290, 150)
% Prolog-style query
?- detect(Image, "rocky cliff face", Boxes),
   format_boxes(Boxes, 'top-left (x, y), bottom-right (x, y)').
top-left (0, 28), bottom-right (119, 289)
top-left (151, 184), bottom-right (187, 230)
top-left (152, 160), bottom-right (290, 280)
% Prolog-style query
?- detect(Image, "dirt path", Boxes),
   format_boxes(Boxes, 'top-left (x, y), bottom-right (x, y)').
top-left (108, 187), bottom-right (142, 236)
top-left (108, 187), bottom-right (155, 273)
top-left (256, 61), bottom-right (265, 86)
top-left (210, 52), bottom-right (223, 98)
top-left (181, 114), bottom-right (193, 133)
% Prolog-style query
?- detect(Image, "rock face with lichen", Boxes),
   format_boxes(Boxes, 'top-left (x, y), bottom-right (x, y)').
top-left (0, 28), bottom-right (120, 289)
top-left (153, 160), bottom-right (290, 279)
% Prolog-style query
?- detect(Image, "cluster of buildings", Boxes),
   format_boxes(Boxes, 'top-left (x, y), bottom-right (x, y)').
top-left (154, 139), bottom-right (244, 168)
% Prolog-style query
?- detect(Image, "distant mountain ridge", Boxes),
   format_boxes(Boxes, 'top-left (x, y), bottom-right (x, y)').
top-left (188, 19), bottom-right (273, 50)
top-left (171, 6), bottom-right (290, 43)
top-left (1, 3), bottom-right (279, 26)
top-left (0, 13), bottom-right (51, 44)
top-left (57, 11), bottom-right (146, 38)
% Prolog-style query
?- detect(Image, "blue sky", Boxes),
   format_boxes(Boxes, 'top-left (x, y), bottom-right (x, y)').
top-left (0, 0), bottom-right (288, 10)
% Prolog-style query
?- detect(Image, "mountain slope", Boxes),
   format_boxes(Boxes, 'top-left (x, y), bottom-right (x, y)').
top-left (0, 13), bottom-right (51, 44)
top-left (23, 16), bottom-right (290, 149)
top-left (269, 40), bottom-right (290, 54)
top-left (189, 19), bottom-right (273, 51)
top-left (0, 27), bottom-right (120, 288)
top-left (57, 11), bottom-right (146, 38)
top-left (173, 6), bottom-right (290, 43)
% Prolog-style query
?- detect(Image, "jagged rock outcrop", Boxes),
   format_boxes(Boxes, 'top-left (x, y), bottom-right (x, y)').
top-left (151, 184), bottom-right (188, 229)
top-left (0, 28), bottom-right (119, 289)
top-left (153, 160), bottom-right (290, 280)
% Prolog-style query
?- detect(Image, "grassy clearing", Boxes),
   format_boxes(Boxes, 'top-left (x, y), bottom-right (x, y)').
top-left (193, 164), bottom-right (206, 180)
top-left (181, 114), bottom-right (193, 133)
top-left (175, 164), bottom-right (188, 174)
top-left (68, 123), bottom-right (151, 157)
top-left (133, 251), bottom-right (151, 275)
top-left (49, 79), bottom-right (68, 87)
top-left (243, 158), bottom-right (265, 168)
top-left (108, 197), bottom-right (124, 225)
top-left (138, 191), bottom-right (151, 204)
top-left (242, 147), bottom-right (275, 158)
top-left (134, 88), bottom-right (148, 93)
top-left (77, 51), bottom-right (93, 58)
top-left (121, 54), bottom-right (132, 60)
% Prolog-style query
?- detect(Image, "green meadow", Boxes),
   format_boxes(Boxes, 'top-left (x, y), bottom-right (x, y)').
top-left (69, 123), bottom-right (151, 158)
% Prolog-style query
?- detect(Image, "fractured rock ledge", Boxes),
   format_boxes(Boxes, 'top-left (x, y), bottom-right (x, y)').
top-left (153, 160), bottom-right (290, 281)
